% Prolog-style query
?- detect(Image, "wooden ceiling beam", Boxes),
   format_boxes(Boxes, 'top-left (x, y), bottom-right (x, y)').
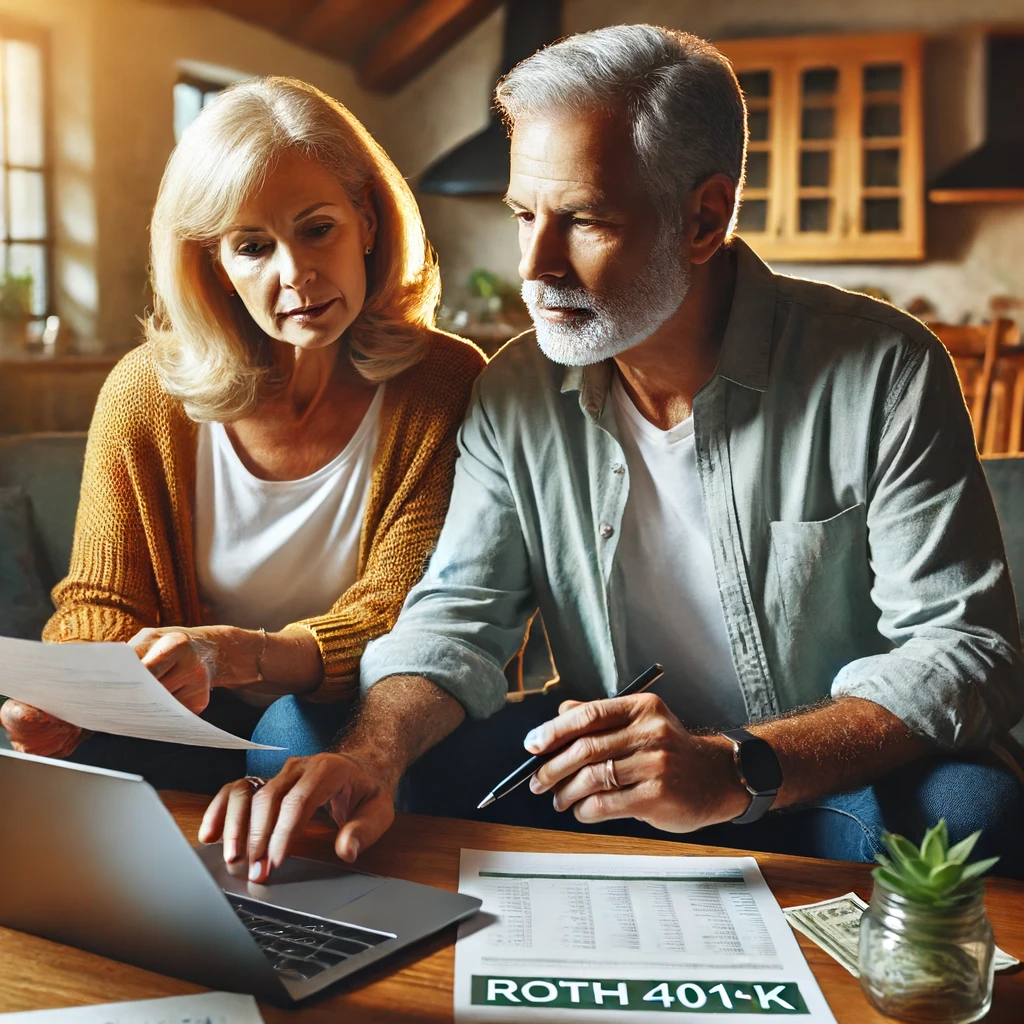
top-left (291, 0), bottom-right (417, 62)
top-left (358, 0), bottom-right (503, 93)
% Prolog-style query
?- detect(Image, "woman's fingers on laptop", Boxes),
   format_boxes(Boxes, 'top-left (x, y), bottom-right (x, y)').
top-left (0, 700), bottom-right (83, 757)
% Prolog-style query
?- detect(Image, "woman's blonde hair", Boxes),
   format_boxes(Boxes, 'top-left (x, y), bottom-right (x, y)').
top-left (144, 76), bottom-right (440, 421)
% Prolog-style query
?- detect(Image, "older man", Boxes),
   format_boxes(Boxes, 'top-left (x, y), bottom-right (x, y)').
top-left (203, 25), bottom-right (1024, 882)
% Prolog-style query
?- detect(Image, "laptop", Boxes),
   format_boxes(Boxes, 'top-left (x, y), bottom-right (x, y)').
top-left (0, 748), bottom-right (481, 1003)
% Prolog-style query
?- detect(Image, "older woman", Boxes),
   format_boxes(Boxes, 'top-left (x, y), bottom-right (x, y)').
top-left (1, 77), bottom-right (484, 791)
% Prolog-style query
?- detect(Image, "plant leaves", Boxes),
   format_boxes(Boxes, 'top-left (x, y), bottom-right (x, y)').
top-left (883, 833), bottom-right (931, 882)
top-left (920, 820), bottom-right (948, 868)
top-left (946, 831), bottom-right (982, 865)
top-left (960, 856), bottom-right (1000, 883)
top-left (873, 866), bottom-right (932, 902)
top-left (928, 862), bottom-right (965, 895)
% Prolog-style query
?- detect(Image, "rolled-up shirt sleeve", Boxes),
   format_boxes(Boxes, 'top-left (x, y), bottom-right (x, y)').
top-left (359, 385), bottom-right (536, 719)
top-left (831, 334), bottom-right (1024, 748)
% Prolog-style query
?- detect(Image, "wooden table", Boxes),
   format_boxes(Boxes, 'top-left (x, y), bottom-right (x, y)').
top-left (1, 792), bottom-right (1022, 1021)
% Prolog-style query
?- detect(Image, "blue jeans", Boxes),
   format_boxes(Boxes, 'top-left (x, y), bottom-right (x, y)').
top-left (248, 695), bottom-right (1024, 879)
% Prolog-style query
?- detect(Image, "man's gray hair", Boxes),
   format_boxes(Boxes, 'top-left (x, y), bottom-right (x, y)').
top-left (494, 25), bottom-right (747, 224)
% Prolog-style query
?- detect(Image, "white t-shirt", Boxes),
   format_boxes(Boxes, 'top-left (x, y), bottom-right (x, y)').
top-left (194, 386), bottom-right (383, 639)
top-left (612, 374), bottom-right (747, 730)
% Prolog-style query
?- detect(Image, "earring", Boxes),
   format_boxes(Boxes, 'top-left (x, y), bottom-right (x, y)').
top-left (365, 246), bottom-right (372, 255)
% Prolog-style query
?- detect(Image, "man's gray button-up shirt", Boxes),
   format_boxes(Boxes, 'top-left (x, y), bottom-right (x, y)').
top-left (361, 239), bottom-right (1024, 750)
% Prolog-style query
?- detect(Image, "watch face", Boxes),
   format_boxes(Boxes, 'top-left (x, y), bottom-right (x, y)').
top-left (738, 737), bottom-right (783, 792)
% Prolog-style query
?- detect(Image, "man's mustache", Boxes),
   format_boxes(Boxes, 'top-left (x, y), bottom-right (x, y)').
top-left (522, 281), bottom-right (598, 312)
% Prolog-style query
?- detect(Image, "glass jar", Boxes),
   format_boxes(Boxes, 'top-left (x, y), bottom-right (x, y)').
top-left (859, 879), bottom-right (995, 1023)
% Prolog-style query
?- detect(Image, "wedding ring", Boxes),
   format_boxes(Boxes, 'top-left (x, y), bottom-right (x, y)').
top-left (602, 758), bottom-right (619, 791)
top-left (242, 775), bottom-right (267, 793)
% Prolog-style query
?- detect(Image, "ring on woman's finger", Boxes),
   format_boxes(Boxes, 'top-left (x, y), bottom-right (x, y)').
top-left (599, 758), bottom-right (620, 791)
top-left (242, 775), bottom-right (267, 793)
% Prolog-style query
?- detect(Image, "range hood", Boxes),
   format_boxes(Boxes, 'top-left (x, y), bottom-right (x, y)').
top-left (419, 0), bottom-right (562, 196)
top-left (930, 34), bottom-right (1024, 203)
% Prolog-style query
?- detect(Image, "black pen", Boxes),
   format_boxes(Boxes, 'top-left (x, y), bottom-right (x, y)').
top-left (476, 663), bottom-right (665, 809)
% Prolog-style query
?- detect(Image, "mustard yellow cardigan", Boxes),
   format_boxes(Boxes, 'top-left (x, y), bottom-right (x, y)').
top-left (43, 332), bottom-right (486, 701)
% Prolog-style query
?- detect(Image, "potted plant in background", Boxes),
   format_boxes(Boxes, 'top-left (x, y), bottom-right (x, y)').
top-left (0, 269), bottom-right (33, 354)
top-left (859, 820), bottom-right (999, 1023)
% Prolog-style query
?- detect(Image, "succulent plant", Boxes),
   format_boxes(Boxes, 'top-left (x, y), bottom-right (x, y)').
top-left (873, 819), bottom-right (999, 904)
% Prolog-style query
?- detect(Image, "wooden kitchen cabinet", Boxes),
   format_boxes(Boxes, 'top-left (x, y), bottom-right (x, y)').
top-left (718, 32), bottom-right (924, 261)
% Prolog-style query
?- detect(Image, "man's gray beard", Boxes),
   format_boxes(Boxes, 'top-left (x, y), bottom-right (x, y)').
top-left (522, 230), bottom-right (691, 367)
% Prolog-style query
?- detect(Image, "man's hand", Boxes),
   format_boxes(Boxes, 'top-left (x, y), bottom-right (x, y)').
top-left (198, 675), bottom-right (465, 880)
top-left (198, 752), bottom-right (399, 881)
top-left (526, 693), bottom-right (749, 831)
top-left (527, 693), bottom-right (927, 831)
top-left (0, 699), bottom-right (84, 757)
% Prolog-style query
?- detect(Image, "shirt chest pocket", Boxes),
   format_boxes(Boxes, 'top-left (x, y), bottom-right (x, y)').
top-left (763, 503), bottom-right (878, 705)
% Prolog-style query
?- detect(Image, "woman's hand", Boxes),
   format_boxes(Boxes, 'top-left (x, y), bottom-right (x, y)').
top-left (127, 626), bottom-right (230, 714)
top-left (128, 625), bottom-right (322, 709)
top-left (198, 751), bottom-right (399, 881)
top-left (0, 699), bottom-right (84, 757)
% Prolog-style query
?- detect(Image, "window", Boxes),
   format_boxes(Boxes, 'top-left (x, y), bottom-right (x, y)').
top-left (0, 25), bottom-right (49, 319)
top-left (173, 72), bottom-right (226, 143)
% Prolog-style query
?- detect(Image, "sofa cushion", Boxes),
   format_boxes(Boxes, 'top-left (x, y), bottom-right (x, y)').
top-left (980, 457), bottom-right (1024, 640)
top-left (0, 485), bottom-right (53, 639)
top-left (0, 432), bottom-right (86, 583)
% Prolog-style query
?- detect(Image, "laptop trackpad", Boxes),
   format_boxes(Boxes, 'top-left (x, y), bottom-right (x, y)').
top-left (200, 845), bottom-right (385, 917)
top-left (247, 856), bottom-right (385, 916)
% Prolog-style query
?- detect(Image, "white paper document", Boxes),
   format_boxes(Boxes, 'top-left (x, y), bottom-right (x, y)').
top-left (455, 850), bottom-right (837, 1022)
top-left (0, 637), bottom-right (281, 750)
top-left (0, 991), bottom-right (264, 1023)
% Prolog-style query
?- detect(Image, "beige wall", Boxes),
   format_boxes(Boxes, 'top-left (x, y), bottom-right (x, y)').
top-left (403, 0), bottom-right (1024, 322)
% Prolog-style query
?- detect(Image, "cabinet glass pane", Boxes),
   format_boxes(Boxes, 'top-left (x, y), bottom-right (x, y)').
top-left (799, 198), bottom-right (831, 232)
top-left (802, 107), bottom-right (835, 140)
top-left (864, 64), bottom-right (903, 93)
top-left (863, 103), bottom-right (901, 137)
top-left (746, 151), bottom-right (769, 189)
top-left (738, 199), bottom-right (768, 233)
top-left (10, 242), bottom-right (47, 315)
top-left (800, 150), bottom-right (831, 187)
top-left (863, 197), bottom-right (901, 232)
top-left (4, 40), bottom-right (44, 168)
top-left (864, 148), bottom-right (900, 187)
top-left (802, 67), bottom-right (838, 95)
top-left (748, 108), bottom-right (770, 142)
top-left (737, 70), bottom-right (771, 98)
top-left (9, 170), bottom-right (47, 240)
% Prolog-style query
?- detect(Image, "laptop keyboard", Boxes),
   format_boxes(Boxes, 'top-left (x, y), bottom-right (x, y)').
top-left (227, 894), bottom-right (391, 981)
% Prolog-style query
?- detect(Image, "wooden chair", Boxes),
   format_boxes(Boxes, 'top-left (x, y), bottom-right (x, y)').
top-left (928, 318), bottom-right (1022, 455)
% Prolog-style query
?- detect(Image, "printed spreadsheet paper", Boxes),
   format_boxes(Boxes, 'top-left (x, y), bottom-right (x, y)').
top-left (455, 850), bottom-right (837, 1023)
top-left (0, 637), bottom-right (281, 750)
top-left (0, 991), bottom-right (264, 1023)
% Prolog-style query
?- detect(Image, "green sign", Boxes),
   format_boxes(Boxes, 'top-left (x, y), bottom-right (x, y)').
top-left (470, 977), bottom-right (809, 1014)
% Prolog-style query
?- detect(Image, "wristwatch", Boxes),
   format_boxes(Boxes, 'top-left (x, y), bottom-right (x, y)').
top-left (720, 728), bottom-right (783, 824)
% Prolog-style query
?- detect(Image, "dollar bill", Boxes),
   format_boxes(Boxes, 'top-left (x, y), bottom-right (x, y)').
top-left (784, 893), bottom-right (1020, 977)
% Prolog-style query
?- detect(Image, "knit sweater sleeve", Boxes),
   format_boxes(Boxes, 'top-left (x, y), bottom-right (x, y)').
top-left (289, 335), bottom-right (486, 702)
top-left (43, 351), bottom-right (164, 643)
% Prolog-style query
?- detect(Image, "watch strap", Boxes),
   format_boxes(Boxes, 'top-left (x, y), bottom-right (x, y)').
top-left (721, 728), bottom-right (780, 825)
top-left (730, 789), bottom-right (778, 824)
